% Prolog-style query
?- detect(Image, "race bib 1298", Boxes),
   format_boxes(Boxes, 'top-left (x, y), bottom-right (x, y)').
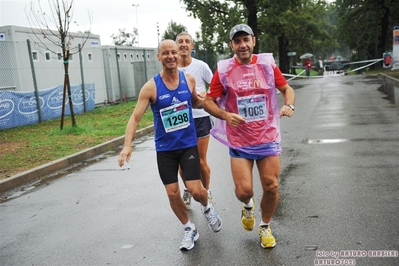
top-left (160, 101), bottom-right (190, 132)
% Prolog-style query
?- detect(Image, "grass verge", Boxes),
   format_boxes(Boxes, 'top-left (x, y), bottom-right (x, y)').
top-left (0, 101), bottom-right (153, 180)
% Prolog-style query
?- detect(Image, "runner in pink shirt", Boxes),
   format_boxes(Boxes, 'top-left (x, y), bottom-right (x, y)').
top-left (204, 24), bottom-right (295, 249)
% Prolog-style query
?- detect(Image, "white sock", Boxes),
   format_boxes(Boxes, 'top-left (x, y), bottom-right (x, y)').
top-left (259, 221), bottom-right (270, 227)
top-left (244, 198), bottom-right (253, 208)
top-left (201, 203), bottom-right (211, 212)
top-left (183, 220), bottom-right (194, 230)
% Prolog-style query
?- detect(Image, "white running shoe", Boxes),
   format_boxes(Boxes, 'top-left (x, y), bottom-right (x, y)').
top-left (202, 203), bottom-right (222, 233)
top-left (179, 226), bottom-right (199, 251)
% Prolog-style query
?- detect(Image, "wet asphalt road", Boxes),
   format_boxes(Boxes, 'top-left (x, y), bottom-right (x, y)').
top-left (1, 74), bottom-right (398, 266)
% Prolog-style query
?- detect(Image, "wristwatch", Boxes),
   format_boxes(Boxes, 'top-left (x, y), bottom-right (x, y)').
top-left (286, 104), bottom-right (295, 111)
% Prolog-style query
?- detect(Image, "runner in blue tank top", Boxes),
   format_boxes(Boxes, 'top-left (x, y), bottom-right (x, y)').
top-left (118, 40), bottom-right (222, 251)
top-left (151, 70), bottom-right (197, 152)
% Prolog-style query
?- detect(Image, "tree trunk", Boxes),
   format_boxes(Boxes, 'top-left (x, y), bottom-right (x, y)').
top-left (379, 0), bottom-right (390, 53)
top-left (244, 0), bottom-right (259, 54)
top-left (60, 49), bottom-right (77, 129)
top-left (64, 59), bottom-right (77, 127)
top-left (60, 71), bottom-right (67, 130)
top-left (278, 34), bottom-right (290, 74)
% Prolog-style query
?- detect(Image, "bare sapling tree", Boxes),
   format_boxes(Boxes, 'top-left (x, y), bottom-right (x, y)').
top-left (26, 0), bottom-right (92, 129)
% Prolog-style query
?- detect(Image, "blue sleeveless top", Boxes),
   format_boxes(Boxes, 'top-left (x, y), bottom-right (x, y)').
top-left (151, 71), bottom-right (197, 152)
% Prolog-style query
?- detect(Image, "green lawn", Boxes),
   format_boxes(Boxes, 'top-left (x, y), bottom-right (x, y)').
top-left (0, 101), bottom-right (153, 180)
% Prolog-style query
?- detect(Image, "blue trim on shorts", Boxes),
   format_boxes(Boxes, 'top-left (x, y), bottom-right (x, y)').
top-left (229, 148), bottom-right (267, 160)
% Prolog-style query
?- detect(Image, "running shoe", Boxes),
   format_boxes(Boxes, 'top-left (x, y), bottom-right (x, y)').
top-left (202, 203), bottom-right (222, 232)
top-left (258, 225), bottom-right (276, 248)
top-left (241, 199), bottom-right (255, 231)
top-left (182, 189), bottom-right (192, 209)
top-left (179, 225), bottom-right (199, 251)
top-left (207, 190), bottom-right (213, 204)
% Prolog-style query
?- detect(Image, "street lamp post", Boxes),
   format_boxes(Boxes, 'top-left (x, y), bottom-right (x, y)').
top-left (157, 22), bottom-right (160, 44)
top-left (132, 4), bottom-right (139, 46)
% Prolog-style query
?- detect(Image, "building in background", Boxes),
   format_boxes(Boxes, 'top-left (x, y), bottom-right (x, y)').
top-left (0, 25), bottom-right (161, 105)
top-left (0, 25), bottom-right (161, 130)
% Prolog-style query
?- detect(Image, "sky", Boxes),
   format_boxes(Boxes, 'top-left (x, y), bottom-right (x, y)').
top-left (0, 0), bottom-right (202, 47)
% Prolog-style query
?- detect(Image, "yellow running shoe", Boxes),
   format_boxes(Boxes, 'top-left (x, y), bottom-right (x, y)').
top-left (241, 199), bottom-right (255, 231)
top-left (258, 225), bottom-right (276, 248)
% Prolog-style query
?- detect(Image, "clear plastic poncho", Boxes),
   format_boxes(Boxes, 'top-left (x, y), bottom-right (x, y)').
top-left (211, 54), bottom-right (282, 156)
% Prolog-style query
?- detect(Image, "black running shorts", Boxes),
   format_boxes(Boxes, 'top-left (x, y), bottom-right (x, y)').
top-left (156, 146), bottom-right (201, 185)
top-left (194, 116), bottom-right (213, 139)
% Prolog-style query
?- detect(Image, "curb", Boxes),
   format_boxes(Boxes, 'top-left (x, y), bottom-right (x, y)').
top-left (0, 125), bottom-right (154, 195)
top-left (377, 73), bottom-right (399, 105)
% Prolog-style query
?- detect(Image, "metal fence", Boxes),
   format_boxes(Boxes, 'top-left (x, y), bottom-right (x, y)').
top-left (0, 40), bottom-right (160, 130)
top-left (0, 40), bottom-right (98, 130)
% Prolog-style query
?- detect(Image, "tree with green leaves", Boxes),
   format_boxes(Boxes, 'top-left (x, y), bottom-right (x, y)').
top-left (26, 0), bottom-right (91, 129)
top-left (162, 21), bottom-right (188, 41)
top-left (260, 0), bottom-right (337, 72)
top-left (193, 32), bottom-right (218, 71)
top-left (182, 0), bottom-right (336, 73)
top-left (335, 0), bottom-right (399, 62)
top-left (111, 28), bottom-right (138, 46)
top-left (160, 20), bottom-right (218, 70)
top-left (182, 0), bottom-right (245, 55)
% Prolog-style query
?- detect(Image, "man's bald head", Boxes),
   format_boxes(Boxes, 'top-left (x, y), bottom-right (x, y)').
top-left (158, 39), bottom-right (178, 52)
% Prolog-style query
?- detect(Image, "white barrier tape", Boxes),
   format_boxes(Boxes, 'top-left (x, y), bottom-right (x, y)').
top-left (283, 69), bottom-right (306, 81)
top-left (347, 59), bottom-right (383, 73)
top-left (343, 58), bottom-right (383, 65)
top-left (282, 58), bottom-right (385, 79)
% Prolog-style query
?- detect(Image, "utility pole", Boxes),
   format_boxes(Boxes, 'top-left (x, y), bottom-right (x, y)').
top-left (157, 22), bottom-right (160, 44)
top-left (132, 4), bottom-right (139, 46)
